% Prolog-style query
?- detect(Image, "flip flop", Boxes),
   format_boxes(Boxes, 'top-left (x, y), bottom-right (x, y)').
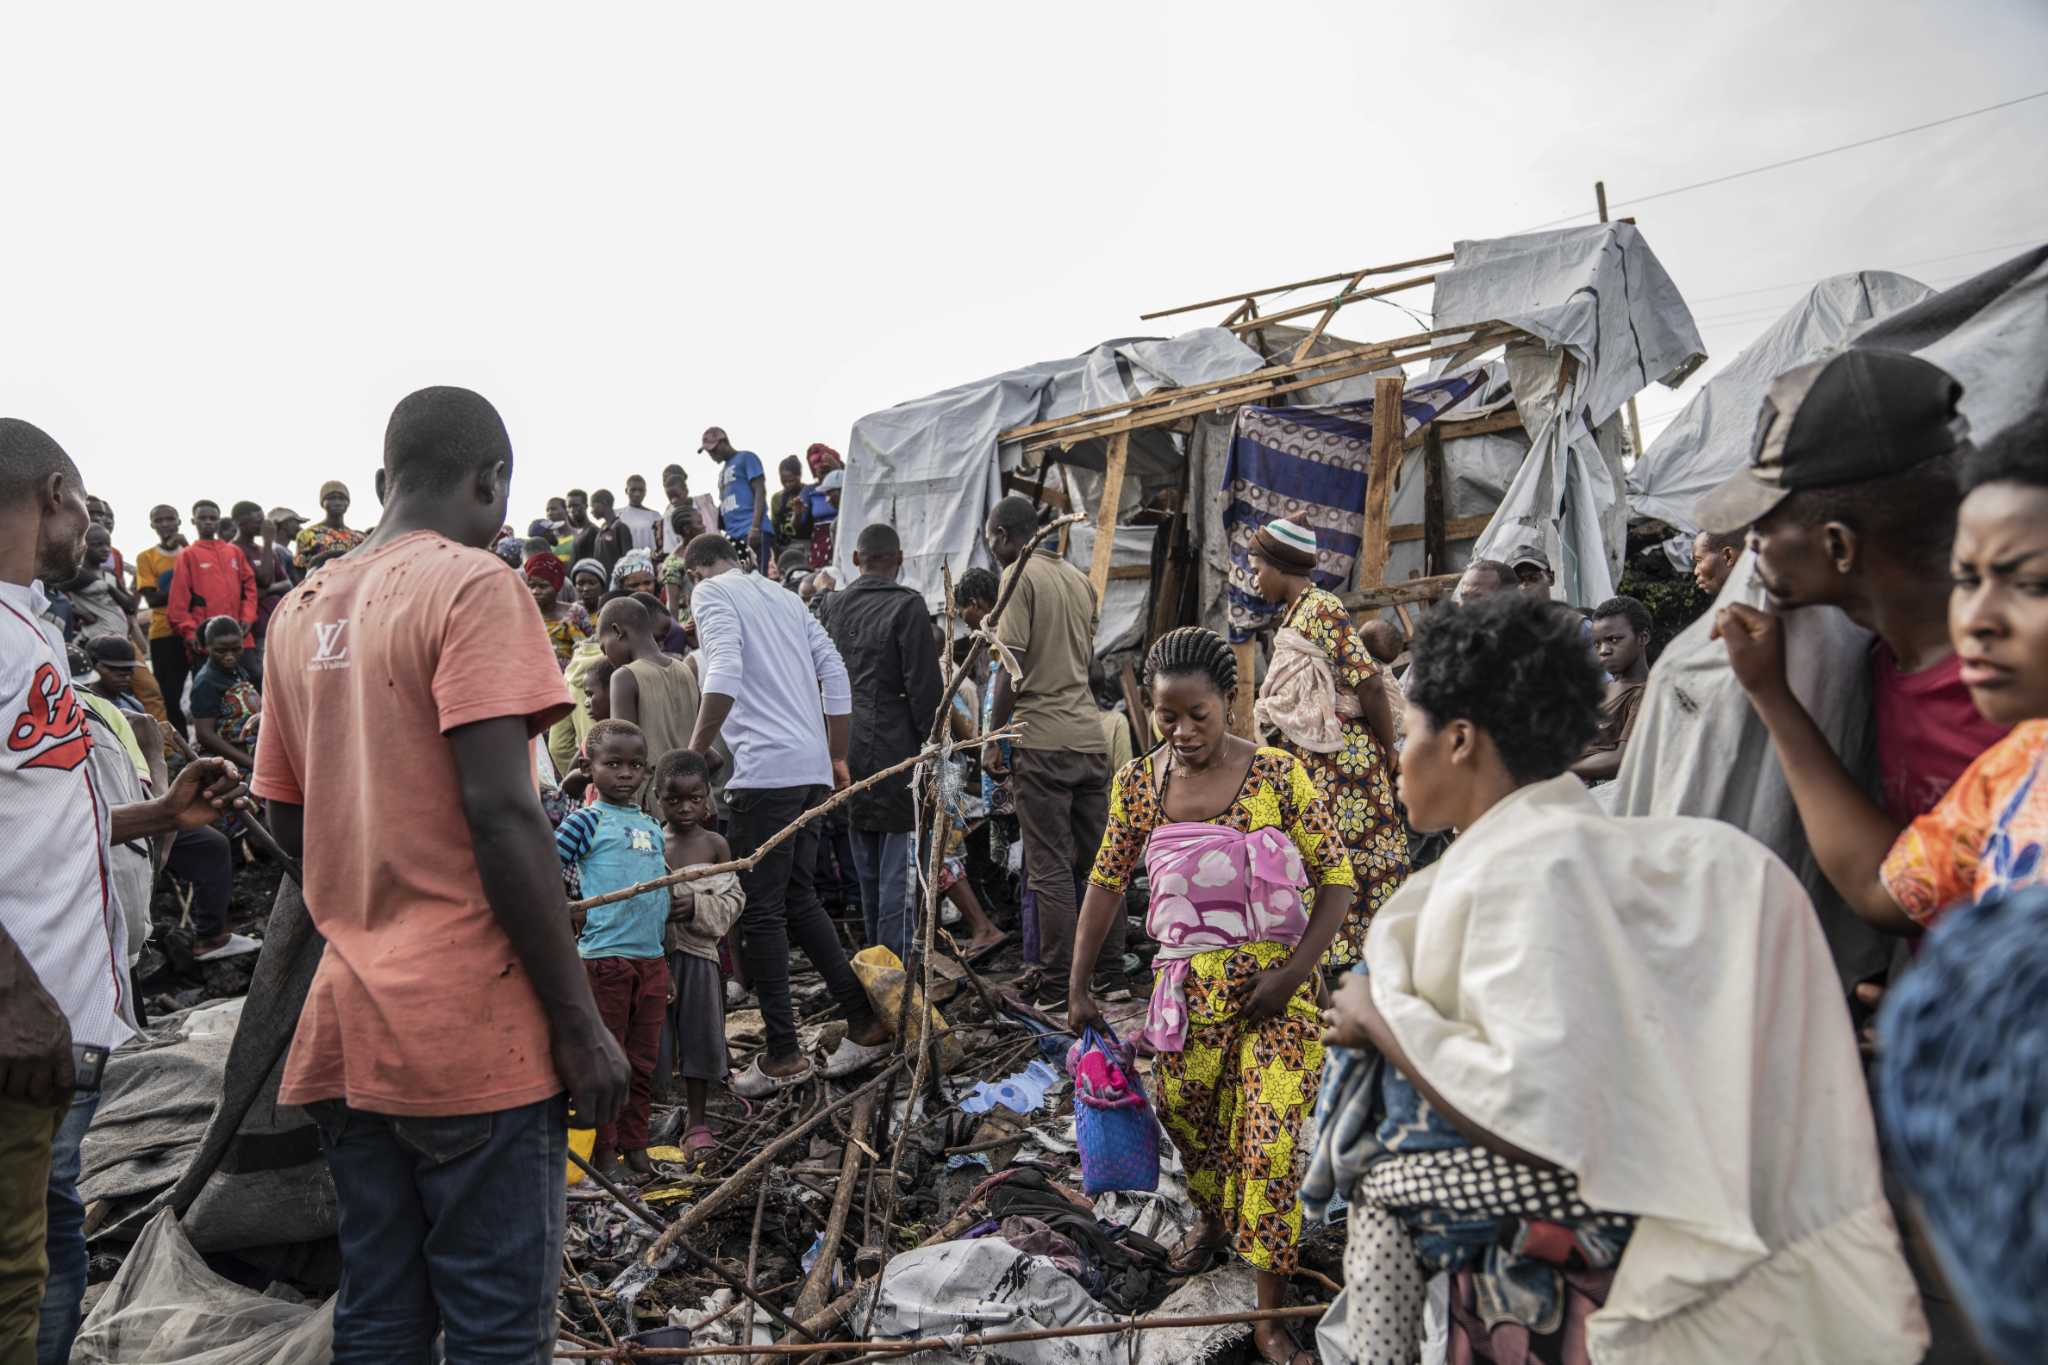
top-left (1165, 1228), bottom-right (1228, 1276)
top-left (730, 1056), bottom-right (814, 1099)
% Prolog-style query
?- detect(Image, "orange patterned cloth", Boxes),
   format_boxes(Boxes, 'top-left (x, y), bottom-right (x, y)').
top-left (1880, 720), bottom-right (2048, 926)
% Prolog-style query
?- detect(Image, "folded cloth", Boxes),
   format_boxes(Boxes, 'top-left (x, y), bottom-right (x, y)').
top-left (1252, 627), bottom-right (1360, 753)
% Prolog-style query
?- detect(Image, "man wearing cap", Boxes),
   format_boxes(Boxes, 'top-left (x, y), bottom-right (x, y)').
top-left (294, 481), bottom-right (365, 567)
top-left (1508, 546), bottom-right (1556, 599)
top-left (268, 507), bottom-right (307, 578)
top-left (702, 428), bottom-right (768, 567)
top-left (1705, 351), bottom-right (2007, 941)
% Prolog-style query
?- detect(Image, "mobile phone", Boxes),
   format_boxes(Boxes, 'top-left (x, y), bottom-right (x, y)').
top-left (71, 1043), bottom-right (108, 1093)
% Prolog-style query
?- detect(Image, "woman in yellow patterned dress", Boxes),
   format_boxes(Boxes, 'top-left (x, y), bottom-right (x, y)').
top-left (1246, 518), bottom-right (1408, 962)
top-left (1068, 627), bottom-right (1355, 1365)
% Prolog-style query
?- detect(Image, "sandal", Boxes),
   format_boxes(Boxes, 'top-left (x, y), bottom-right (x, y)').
top-left (820, 1034), bottom-right (892, 1079)
top-left (1165, 1226), bottom-right (1228, 1276)
top-left (682, 1125), bottom-right (718, 1161)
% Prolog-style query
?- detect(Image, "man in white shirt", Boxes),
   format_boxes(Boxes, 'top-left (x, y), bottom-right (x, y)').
top-left (0, 418), bottom-right (248, 1363)
top-left (680, 532), bottom-right (893, 1098)
top-left (615, 474), bottom-right (663, 557)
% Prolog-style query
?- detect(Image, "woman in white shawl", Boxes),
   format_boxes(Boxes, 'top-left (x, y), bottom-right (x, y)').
top-left (1310, 595), bottom-right (1925, 1364)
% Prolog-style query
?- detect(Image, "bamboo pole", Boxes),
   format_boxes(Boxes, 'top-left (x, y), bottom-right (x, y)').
top-left (1138, 248), bottom-right (1454, 319)
top-left (1354, 375), bottom-right (1406, 591)
top-left (1086, 431), bottom-right (1130, 604)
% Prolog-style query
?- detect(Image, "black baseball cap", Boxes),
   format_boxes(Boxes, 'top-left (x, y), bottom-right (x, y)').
top-left (1696, 351), bottom-right (1967, 535)
top-left (86, 637), bottom-right (139, 668)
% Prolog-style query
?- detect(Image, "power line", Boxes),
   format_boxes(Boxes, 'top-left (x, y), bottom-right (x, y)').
top-left (1517, 90), bottom-right (2048, 232)
top-left (1684, 233), bottom-right (2047, 305)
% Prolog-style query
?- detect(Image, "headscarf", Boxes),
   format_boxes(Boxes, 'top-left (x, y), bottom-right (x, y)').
top-left (569, 557), bottom-right (608, 587)
top-left (1253, 517), bottom-right (1318, 573)
top-left (806, 442), bottom-right (842, 478)
top-left (1878, 886), bottom-right (2048, 1364)
top-left (610, 548), bottom-right (655, 590)
top-left (319, 480), bottom-right (350, 502)
top-left (523, 551), bottom-right (567, 591)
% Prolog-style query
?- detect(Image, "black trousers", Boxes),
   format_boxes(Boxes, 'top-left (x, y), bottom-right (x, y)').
top-left (166, 825), bottom-right (232, 940)
top-left (726, 785), bottom-right (875, 1059)
top-left (150, 635), bottom-right (190, 735)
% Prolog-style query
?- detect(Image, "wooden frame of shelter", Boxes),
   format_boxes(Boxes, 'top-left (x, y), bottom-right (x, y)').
top-left (995, 250), bottom-right (1529, 734)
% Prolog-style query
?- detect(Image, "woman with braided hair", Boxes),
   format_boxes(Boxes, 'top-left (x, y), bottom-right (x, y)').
top-left (1069, 625), bottom-right (1356, 1365)
top-left (1246, 518), bottom-right (1408, 963)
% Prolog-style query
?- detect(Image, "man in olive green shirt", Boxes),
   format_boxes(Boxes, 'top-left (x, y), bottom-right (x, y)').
top-left (980, 496), bottom-right (1125, 1004)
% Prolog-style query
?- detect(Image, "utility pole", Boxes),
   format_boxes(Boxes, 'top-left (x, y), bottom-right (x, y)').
top-left (1596, 179), bottom-right (1648, 459)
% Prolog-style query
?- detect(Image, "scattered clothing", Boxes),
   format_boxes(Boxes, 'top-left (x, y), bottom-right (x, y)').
top-left (959, 1061), bottom-right (1062, 1116)
top-left (1881, 719), bottom-right (2048, 925)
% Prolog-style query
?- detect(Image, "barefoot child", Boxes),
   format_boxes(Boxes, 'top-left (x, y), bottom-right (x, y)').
top-left (555, 719), bottom-right (671, 1182)
top-left (654, 748), bottom-right (745, 1161)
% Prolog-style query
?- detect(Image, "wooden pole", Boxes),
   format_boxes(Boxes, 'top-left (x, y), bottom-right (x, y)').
top-left (1355, 376), bottom-right (1406, 590)
top-left (1225, 272), bottom-right (1440, 334)
top-left (1139, 249), bottom-right (1455, 320)
top-left (1422, 422), bottom-right (1448, 577)
top-left (1087, 431), bottom-right (1129, 604)
top-left (1289, 268), bottom-right (1368, 362)
top-left (1231, 639), bottom-right (1256, 739)
top-left (793, 1091), bottom-right (874, 1321)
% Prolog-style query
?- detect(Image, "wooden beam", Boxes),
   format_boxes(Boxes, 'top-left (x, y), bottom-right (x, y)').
top-left (1231, 640), bottom-right (1256, 738)
top-left (1290, 269), bottom-right (1368, 364)
top-left (1139, 251), bottom-right (1456, 321)
top-left (1106, 563), bottom-right (1152, 581)
top-left (1226, 273), bottom-right (1440, 335)
top-left (1384, 513), bottom-right (1496, 545)
top-left (1087, 432), bottom-right (1129, 603)
top-left (1341, 572), bottom-right (1461, 612)
top-left (1120, 660), bottom-right (1155, 747)
top-left (1003, 470), bottom-right (1068, 511)
top-left (1422, 422), bottom-right (1449, 576)
top-left (1354, 376), bottom-right (1405, 591)
top-left (1015, 330), bottom-right (1515, 454)
top-left (1404, 408), bottom-right (1525, 450)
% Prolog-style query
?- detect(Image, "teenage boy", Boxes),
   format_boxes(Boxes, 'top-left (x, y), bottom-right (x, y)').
top-left (254, 387), bottom-right (627, 1361)
top-left (701, 428), bottom-right (767, 565)
top-left (617, 475), bottom-right (663, 557)
top-left (165, 500), bottom-right (256, 658)
top-left (134, 505), bottom-right (188, 732)
top-left (1572, 596), bottom-right (1653, 783)
top-left (599, 596), bottom-right (701, 813)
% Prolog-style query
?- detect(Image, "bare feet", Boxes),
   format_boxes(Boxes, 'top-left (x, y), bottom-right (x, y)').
top-left (1166, 1216), bottom-right (1228, 1274)
top-left (1251, 1321), bottom-right (1310, 1365)
top-left (622, 1149), bottom-right (652, 1176)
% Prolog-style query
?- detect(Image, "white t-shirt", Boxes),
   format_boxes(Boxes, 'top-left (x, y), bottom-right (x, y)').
top-left (615, 503), bottom-right (662, 555)
top-left (691, 569), bottom-right (851, 790)
top-left (0, 579), bottom-right (134, 1049)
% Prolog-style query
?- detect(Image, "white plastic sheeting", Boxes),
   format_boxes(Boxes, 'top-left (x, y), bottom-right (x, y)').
top-left (1627, 272), bottom-right (1937, 534)
top-left (834, 328), bottom-right (1264, 613)
top-left (1433, 223), bottom-right (1706, 606)
top-left (864, 1237), bottom-right (1120, 1365)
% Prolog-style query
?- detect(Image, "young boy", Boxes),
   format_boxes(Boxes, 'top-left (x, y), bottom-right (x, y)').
top-left (653, 749), bottom-right (744, 1160)
top-left (1571, 595), bottom-right (1653, 784)
top-left (555, 719), bottom-right (671, 1181)
top-left (190, 615), bottom-right (262, 771)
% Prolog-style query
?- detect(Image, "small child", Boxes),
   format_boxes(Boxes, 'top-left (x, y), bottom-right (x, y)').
top-left (555, 719), bottom-right (671, 1182)
top-left (653, 748), bottom-right (745, 1161)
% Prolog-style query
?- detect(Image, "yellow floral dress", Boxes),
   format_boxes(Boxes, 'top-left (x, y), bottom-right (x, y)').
top-left (1273, 585), bottom-right (1409, 962)
top-left (1089, 746), bottom-right (1356, 1273)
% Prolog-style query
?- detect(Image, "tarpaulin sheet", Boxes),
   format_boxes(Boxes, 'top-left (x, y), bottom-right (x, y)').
top-left (1627, 272), bottom-right (1936, 534)
top-left (1218, 374), bottom-right (1484, 642)
top-left (834, 328), bottom-right (1264, 612)
top-left (1433, 223), bottom-right (1706, 606)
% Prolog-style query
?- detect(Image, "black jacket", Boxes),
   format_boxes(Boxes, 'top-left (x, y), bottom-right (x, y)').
top-left (824, 574), bottom-right (942, 832)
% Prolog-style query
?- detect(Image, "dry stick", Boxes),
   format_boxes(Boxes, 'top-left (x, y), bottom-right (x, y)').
top-left (794, 1090), bottom-right (875, 1321)
top-left (554, 1303), bottom-right (1329, 1359)
top-left (568, 734), bottom-right (1019, 913)
top-left (564, 1147), bottom-right (816, 1343)
top-left (640, 1057), bottom-right (908, 1269)
top-left (563, 1249), bottom-right (620, 1351)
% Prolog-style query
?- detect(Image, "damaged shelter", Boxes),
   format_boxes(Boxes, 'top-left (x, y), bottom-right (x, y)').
top-left (834, 220), bottom-right (1706, 731)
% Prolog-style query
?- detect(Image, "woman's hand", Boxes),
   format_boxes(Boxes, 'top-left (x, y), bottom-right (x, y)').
top-left (1320, 970), bottom-right (1383, 1050)
top-left (1066, 988), bottom-right (1106, 1037)
top-left (1242, 965), bottom-right (1300, 1023)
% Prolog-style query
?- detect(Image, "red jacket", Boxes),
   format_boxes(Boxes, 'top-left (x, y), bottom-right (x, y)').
top-left (166, 539), bottom-right (257, 644)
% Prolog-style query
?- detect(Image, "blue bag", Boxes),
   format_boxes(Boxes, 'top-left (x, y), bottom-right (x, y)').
top-left (1067, 1024), bottom-right (1161, 1195)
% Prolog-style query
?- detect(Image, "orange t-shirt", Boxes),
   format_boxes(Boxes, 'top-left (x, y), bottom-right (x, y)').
top-left (253, 531), bottom-right (573, 1116)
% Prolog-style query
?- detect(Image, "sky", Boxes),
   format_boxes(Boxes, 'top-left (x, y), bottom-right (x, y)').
top-left (4, 0), bottom-right (2045, 547)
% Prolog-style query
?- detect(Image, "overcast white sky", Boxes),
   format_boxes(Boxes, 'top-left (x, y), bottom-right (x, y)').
top-left (4, 0), bottom-right (2044, 543)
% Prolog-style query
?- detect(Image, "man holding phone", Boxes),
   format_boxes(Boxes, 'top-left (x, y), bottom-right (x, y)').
top-left (0, 418), bottom-right (251, 1363)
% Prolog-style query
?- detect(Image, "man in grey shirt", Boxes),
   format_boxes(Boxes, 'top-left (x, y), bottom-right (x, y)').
top-left (681, 532), bottom-right (892, 1097)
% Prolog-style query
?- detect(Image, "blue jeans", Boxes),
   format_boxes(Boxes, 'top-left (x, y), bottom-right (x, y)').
top-left (849, 828), bottom-right (914, 964)
top-left (308, 1094), bottom-right (567, 1365)
top-left (36, 1090), bottom-right (98, 1365)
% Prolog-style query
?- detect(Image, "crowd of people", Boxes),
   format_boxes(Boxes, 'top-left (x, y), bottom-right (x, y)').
top-left (0, 343), bottom-right (2040, 1364)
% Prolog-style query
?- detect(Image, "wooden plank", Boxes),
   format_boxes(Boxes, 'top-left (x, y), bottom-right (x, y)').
top-left (1003, 470), bottom-right (1068, 511)
top-left (1340, 572), bottom-right (1461, 612)
top-left (1226, 272), bottom-right (1440, 335)
top-left (1087, 432), bottom-right (1129, 603)
top-left (1391, 602), bottom-right (1417, 635)
top-left (1422, 422), bottom-right (1448, 576)
top-left (1230, 640), bottom-right (1256, 738)
top-left (1354, 376), bottom-right (1406, 591)
top-left (1106, 563), bottom-right (1152, 581)
top-left (1139, 251), bottom-right (1456, 321)
top-left (1120, 660), bottom-right (1155, 747)
top-left (1290, 269), bottom-right (1368, 364)
top-left (1016, 330), bottom-right (1514, 454)
top-left (1404, 408), bottom-right (1524, 449)
top-left (1001, 320), bottom-right (1489, 444)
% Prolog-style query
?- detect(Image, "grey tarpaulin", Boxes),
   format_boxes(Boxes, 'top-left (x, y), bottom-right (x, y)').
top-left (863, 1236), bottom-right (1120, 1364)
top-left (833, 328), bottom-right (1264, 613)
top-left (1627, 271), bottom-right (1937, 534)
top-left (1433, 223), bottom-right (1705, 606)
top-left (74, 1209), bottom-right (334, 1364)
top-left (101, 874), bottom-right (330, 1250)
top-left (1608, 553), bottom-right (1892, 989)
